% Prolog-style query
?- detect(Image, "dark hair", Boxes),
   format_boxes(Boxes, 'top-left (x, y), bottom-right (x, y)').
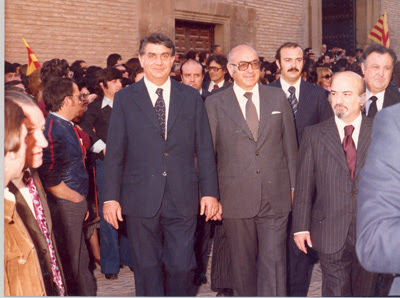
top-left (304, 47), bottom-right (312, 55)
top-left (5, 61), bottom-right (17, 74)
top-left (71, 60), bottom-right (86, 69)
top-left (198, 51), bottom-right (208, 64)
top-left (86, 66), bottom-right (102, 78)
top-left (362, 43), bottom-right (397, 64)
top-left (139, 33), bottom-right (175, 57)
top-left (275, 42), bottom-right (303, 63)
top-left (4, 96), bottom-right (26, 154)
top-left (95, 67), bottom-right (122, 98)
top-left (211, 45), bottom-right (221, 53)
top-left (42, 77), bottom-right (74, 112)
top-left (76, 77), bottom-right (96, 94)
top-left (107, 53), bottom-right (122, 68)
top-left (347, 62), bottom-right (363, 77)
top-left (206, 54), bottom-right (228, 71)
top-left (40, 58), bottom-right (70, 86)
top-left (121, 77), bottom-right (132, 88)
top-left (180, 59), bottom-right (205, 76)
top-left (131, 64), bottom-right (144, 82)
top-left (186, 51), bottom-right (198, 60)
top-left (124, 57), bottom-right (141, 81)
top-left (347, 50), bottom-right (356, 58)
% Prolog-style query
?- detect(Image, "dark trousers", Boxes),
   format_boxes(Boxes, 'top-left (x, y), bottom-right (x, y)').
top-left (223, 201), bottom-right (289, 296)
top-left (96, 160), bottom-right (132, 274)
top-left (49, 198), bottom-right (96, 296)
top-left (125, 182), bottom-right (197, 296)
top-left (318, 218), bottom-right (376, 297)
top-left (287, 213), bottom-right (318, 296)
top-left (194, 215), bottom-right (212, 276)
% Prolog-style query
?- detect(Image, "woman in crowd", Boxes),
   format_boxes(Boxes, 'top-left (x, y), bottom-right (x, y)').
top-left (317, 66), bottom-right (333, 92)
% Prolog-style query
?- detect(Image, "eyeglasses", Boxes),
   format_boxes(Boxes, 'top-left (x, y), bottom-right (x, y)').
top-left (68, 71), bottom-right (74, 78)
top-left (207, 66), bottom-right (222, 72)
top-left (82, 93), bottom-right (90, 98)
top-left (229, 60), bottom-right (261, 71)
top-left (322, 74), bottom-right (332, 79)
top-left (69, 94), bottom-right (84, 102)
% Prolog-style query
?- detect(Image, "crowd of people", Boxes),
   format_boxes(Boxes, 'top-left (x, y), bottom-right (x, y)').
top-left (4, 32), bottom-right (400, 297)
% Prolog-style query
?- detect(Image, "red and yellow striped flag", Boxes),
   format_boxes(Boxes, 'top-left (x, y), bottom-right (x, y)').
top-left (368, 12), bottom-right (390, 48)
top-left (22, 38), bottom-right (41, 75)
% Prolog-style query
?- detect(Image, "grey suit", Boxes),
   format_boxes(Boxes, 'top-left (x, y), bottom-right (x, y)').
top-left (357, 103), bottom-right (400, 296)
top-left (293, 116), bottom-right (376, 296)
top-left (205, 84), bottom-right (297, 296)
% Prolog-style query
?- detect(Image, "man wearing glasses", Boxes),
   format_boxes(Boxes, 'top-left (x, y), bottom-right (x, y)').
top-left (205, 45), bottom-right (298, 296)
top-left (203, 54), bottom-right (232, 92)
top-left (38, 77), bottom-right (96, 296)
top-left (269, 41), bottom-right (332, 296)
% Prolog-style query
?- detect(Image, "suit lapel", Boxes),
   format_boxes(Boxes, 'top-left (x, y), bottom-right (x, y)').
top-left (321, 117), bottom-right (350, 174)
top-left (132, 80), bottom-right (162, 132)
top-left (220, 87), bottom-right (253, 139)
top-left (167, 80), bottom-right (185, 134)
top-left (354, 117), bottom-right (372, 179)
top-left (257, 84), bottom-right (274, 145)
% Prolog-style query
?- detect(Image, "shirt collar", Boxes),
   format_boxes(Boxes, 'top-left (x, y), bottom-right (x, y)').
top-left (280, 77), bottom-right (301, 98)
top-left (101, 96), bottom-right (113, 109)
top-left (144, 76), bottom-right (171, 95)
top-left (366, 89), bottom-right (385, 102)
top-left (233, 82), bottom-right (259, 98)
top-left (49, 111), bottom-right (74, 126)
top-left (334, 112), bottom-right (362, 132)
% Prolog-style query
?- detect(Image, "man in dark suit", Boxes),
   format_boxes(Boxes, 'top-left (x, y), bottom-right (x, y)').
top-left (7, 90), bottom-right (67, 296)
top-left (205, 44), bottom-right (298, 296)
top-left (269, 42), bottom-right (333, 296)
top-left (180, 59), bottom-right (210, 101)
top-left (362, 44), bottom-right (400, 118)
top-left (356, 102), bottom-right (400, 296)
top-left (80, 67), bottom-right (133, 280)
top-left (202, 54), bottom-right (232, 92)
top-left (293, 71), bottom-right (376, 296)
top-left (102, 33), bottom-right (221, 296)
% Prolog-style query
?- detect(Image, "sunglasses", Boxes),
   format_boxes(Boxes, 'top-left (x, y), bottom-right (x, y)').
top-left (322, 74), bottom-right (332, 79)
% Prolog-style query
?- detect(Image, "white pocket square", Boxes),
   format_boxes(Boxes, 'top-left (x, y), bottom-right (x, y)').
top-left (271, 111), bottom-right (281, 114)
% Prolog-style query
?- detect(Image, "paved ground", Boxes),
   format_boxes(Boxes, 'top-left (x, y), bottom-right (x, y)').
top-left (94, 252), bottom-right (322, 296)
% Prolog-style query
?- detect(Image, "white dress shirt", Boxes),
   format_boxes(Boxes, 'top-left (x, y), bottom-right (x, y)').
top-left (365, 89), bottom-right (385, 116)
top-left (144, 76), bottom-right (171, 139)
top-left (233, 82), bottom-right (260, 120)
top-left (208, 80), bottom-right (226, 92)
top-left (90, 96), bottom-right (113, 153)
top-left (280, 77), bottom-right (301, 101)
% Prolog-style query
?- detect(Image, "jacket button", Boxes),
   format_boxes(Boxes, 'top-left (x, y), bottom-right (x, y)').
top-left (255, 151), bottom-right (259, 156)
top-left (163, 152), bottom-right (168, 156)
top-left (256, 170), bottom-right (260, 174)
top-left (162, 171), bottom-right (167, 176)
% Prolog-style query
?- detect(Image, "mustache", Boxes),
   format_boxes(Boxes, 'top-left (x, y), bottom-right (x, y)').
top-left (288, 68), bottom-right (299, 72)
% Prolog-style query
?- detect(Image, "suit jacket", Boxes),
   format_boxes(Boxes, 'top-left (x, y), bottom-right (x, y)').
top-left (205, 84), bottom-right (298, 218)
top-left (293, 116), bottom-right (373, 254)
top-left (8, 169), bottom-right (67, 296)
top-left (383, 85), bottom-right (400, 109)
top-left (202, 80), bottom-right (232, 93)
top-left (269, 78), bottom-right (333, 143)
top-left (356, 103), bottom-right (400, 291)
top-left (103, 78), bottom-right (219, 218)
top-left (201, 88), bottom-right (210, 101)
top-left (80, 97), bottom-right (112, 160)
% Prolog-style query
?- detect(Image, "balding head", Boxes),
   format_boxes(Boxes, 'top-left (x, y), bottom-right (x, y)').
top-left (330, 71), bottom-right (366, 124)
top-left (227, 45), bottom-right (260, 91)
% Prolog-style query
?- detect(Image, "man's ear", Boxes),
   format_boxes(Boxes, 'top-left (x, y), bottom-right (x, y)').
top-left (361, 62), bottom-right (366, 75)
top-left (359, 92), bottom-right (366, 107)
top-left (276, 59), bottom-right (281, 70)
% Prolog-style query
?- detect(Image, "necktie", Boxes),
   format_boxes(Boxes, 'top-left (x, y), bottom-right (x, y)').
top-left (367, 96), bottom-right (378, 118)
top-left (288, 86), bottom-right (298, 118)
top-left (343, 125), bottom-right (356, 180)
top-left (23, 170), bottom-right (65, 296)
top-left (155, 88), bottom-right (166, 137)
top-left (72, 125), bottom-right (86, 168)
top-left (244, 92), bottom-right (259, 141)
top-left (213, 84), bottom-right (219, 90)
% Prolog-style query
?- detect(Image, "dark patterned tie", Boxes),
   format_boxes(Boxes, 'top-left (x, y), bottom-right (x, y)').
top-left (343, 125), bottom-right (356, 180)
top-left (23, 170), bottom-right (65, 296)
top-left (244, 92), bottom-right (259, 141)
top-left (288, 86), bottom-right (298, 118)
top-left (213, 84), bottom-right (219, 90)
top-left (155, 88), bottom-right (166, 137)
top-left (367, 96), bottom-right (378, 118)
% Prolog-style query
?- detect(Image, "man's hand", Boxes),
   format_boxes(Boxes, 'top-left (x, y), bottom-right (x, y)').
top-left (294, 232), bottom-right (313, 254)
top-left (200, 196), bottom-right (222, 221)
top-left (103, 201), bottom-right (123, 229)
